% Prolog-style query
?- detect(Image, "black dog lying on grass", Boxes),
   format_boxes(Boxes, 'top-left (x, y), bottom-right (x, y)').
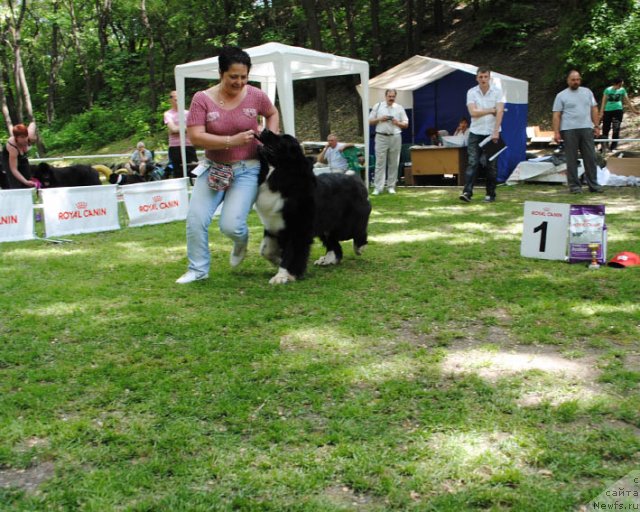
top-left (32, 162), bottom-right (101, 188)
top-left (255, 129), bottom-right (371, 284)
top-left (108, 172), bottom-right (146, 185)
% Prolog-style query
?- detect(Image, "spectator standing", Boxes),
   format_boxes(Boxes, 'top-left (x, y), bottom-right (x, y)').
top-left (552, 70), bottom-right (604, 194)
top-left (316, 133), bottom-right (354, 173)
top-left (368, 89), bottom-right (408, 195)
top-left (176, 46), bottom-right (280, 284)
top-left (164, 90), bottom-right (198, 178)
top-left (599, 77), bottom-right (638, 152)
top-left (1, 122), bottom-right (39, 189)
top-left (459, 66), bottom-right (505, 203)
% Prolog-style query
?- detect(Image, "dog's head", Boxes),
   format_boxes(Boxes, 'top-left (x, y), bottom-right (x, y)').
top-left (256, 129), bottom-right (307, 167)
top-left (32, 162), bottom-right (54, 188)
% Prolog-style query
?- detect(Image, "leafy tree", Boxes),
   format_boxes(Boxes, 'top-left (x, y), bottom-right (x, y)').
top-left (565, 0), bottom-right (640, 94)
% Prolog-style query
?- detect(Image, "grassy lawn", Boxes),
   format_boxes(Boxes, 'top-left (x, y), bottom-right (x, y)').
top-left (1, 183), bottom-right (639, 511)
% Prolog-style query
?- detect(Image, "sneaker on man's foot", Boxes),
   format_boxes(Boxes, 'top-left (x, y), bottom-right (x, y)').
top-left (176, 270), bottom-right (208, 284)
top-left (230, 243), bottom-right (248, 267)
top-left (459, 192), bottom-right (471, 203)
top-left (372, 189), bottom-right (381, 196)
top-left (483, 195), bottom-right (496, 202)
top-left (590, 187), bottom-right (605, 193)
top-left (569, 187), bottom-right (583, 194)
top-left (388, 188), bottom-right (396, 194)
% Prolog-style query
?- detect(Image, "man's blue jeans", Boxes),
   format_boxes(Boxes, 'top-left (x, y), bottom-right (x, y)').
top-left (463, 132), bottom-right (497, 199)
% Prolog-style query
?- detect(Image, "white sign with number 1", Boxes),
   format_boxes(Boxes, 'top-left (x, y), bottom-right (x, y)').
top-left (521, 201), bottom-right (571, 261)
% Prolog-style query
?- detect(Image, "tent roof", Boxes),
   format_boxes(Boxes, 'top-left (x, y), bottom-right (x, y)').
top-left (359, 55), bottom-right (528, 107)
top-left (175, 42), bottom-right (368, 82)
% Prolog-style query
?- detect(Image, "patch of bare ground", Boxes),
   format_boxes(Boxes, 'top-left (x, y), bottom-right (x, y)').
top-left (395, 309), bottom-right (621, 408)
top-left (323, 484), bottom-right (385, 509)
top-left (0, 461), bottom-right (55, 493)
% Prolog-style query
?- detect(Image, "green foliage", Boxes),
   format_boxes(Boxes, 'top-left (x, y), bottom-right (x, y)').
top-left (565, 0), bottom-right (640, 92)
top-left (472, 3), bottom-right (543, 49)
top-left (41, 102), bottom-right (153, 153)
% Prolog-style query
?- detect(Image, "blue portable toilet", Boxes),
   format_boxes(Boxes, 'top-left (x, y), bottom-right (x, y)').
top-left (359, 56), bottom-right (528, 182)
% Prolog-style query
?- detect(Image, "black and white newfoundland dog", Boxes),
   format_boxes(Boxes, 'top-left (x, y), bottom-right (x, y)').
top-left (255, 129), bottom-right (371, 284)
top-left (32, 162), bottom-right (101, 188)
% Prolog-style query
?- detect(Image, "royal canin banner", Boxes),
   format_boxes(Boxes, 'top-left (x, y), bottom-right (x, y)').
top-left (121, 178), bottom-right (189, 227)
top-left (0, 189), bottom-right (35, 243)
top-left (41, 185), bottom-right (120, 237)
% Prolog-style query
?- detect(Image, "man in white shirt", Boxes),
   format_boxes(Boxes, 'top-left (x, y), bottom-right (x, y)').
top-left (316, 134), bottom-right (354, 173)
top-left (552, 70), bottom-right (603, 193)
top-left (459, 66), bottom-right (505, 203)
top-left (368, 89), bottom-right (409, 195)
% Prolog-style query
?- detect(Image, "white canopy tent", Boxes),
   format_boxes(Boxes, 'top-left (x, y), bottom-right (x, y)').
top-left (174, 42), bottom-right (370, 182)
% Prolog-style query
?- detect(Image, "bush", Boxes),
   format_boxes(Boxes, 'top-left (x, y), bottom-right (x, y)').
top-left (565, 0), bottom-right (640, 93)
top-left (42, 102), bottom-right (154, 153)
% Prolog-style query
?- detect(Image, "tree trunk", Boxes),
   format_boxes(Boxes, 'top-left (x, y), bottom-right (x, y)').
top-left (47, 0), bottom-right (63, 123)
top-left (0, 60), bottom-right (13, 134)
top-left (140, 0), bottom-right (157, 128)
top-left (318, 0), bottom-right (342, 53)
top-left (415, 0), bottom-right (426, 52)
top-left (406, 0), bottom-right (414, 55)
top-left (94, 0), bottom-right (113, 92)
top-left (433, 0), bottom-right (444, 35)
top-left (66, 0), bottom-right (94, 107)
top-left (301, 0), bottom-right (330, 139)
top-left (370, 0), bottom-right (382, 70)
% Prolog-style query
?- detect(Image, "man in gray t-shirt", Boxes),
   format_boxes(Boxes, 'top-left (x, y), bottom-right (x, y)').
top-left (552, 70), bottom-right (603, 193)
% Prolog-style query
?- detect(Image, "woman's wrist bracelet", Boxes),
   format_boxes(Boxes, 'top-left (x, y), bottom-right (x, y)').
top-left (225, 136), bottom-right (231, 149)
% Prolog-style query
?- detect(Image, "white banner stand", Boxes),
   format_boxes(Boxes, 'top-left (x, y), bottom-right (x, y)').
top-left (41, 185), bottom-right (120, 237)
top-left (521, 201), bottom-right (571, 261)
top-left (0, 189), bottom-right (36, 243)
top-left (121, 178), bottom-right (189, 227)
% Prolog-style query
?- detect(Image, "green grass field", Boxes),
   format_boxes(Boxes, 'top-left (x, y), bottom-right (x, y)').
top-left (1, 183), bottom-right (639, 511)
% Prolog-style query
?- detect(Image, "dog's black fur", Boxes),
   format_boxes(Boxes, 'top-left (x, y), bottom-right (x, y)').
top-left (255, 129), bottom-right (371, 284)
top-left (32, 162), bottom-right (101, 188)
top-left (108, 172), bottom-right (146, 185)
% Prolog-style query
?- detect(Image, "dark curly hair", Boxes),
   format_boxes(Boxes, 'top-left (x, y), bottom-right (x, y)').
top-left (218, 46), bottom-right (252, 74)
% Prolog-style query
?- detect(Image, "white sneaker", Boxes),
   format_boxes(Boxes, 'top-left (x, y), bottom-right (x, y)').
top-left (388, 188), bottom-right (396, 194)
top-left (176, 270), bottom-right (208, 284)
top-left (372, 189), bottom-right (381, 196)
top-left (230, 242), bottom-right (248, 267)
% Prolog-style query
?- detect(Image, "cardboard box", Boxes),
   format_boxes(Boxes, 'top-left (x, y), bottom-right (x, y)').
top-left (606, 157), bottom-right (640, 177)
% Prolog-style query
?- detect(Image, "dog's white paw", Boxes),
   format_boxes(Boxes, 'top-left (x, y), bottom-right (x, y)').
top-left (269, 267), bottom-right (297, 285)
top-left (314, 251), bottom-right (339, 266)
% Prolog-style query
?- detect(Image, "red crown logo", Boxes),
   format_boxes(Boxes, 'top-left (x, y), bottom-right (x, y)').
top-left (76, 201), bottom-right (87, 209)
top-left (152, 195), bottom-right (162, 202)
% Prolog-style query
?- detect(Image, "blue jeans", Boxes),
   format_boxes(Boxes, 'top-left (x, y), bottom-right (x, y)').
top-left (185, 159), bottom-right (260, 275)
top-left (463, 132), bottom-right (497, 199)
